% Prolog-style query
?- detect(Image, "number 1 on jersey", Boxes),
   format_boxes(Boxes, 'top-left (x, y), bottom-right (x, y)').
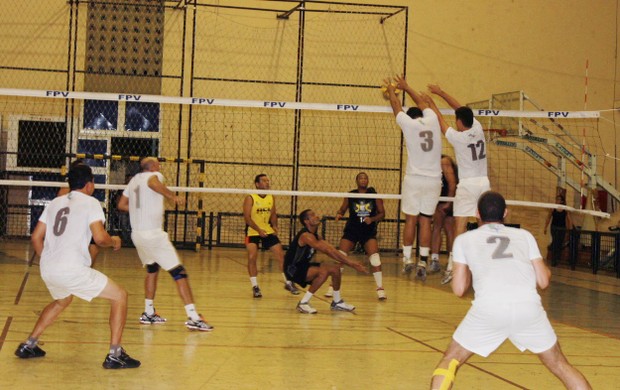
top-left (133, 185), bottom-right (140, 209)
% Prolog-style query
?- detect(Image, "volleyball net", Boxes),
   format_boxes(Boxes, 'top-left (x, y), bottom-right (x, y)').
top-left (0, 87), bottom-right (612, 253)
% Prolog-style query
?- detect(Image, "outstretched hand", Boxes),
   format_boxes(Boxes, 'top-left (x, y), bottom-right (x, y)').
top-left (382, 78), bottom-right (395, 93)
top-left (427, 84), bottom-right (444, 95)
top-left (351, 261), bottom-right (369, 274)
top-left (393, 74), bottom-right (409, 91)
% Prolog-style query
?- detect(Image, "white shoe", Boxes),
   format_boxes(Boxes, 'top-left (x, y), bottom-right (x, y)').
top-left (331, 300), bottom-right (355, 312)
top-left (402, 258), bottom-right (414, 274)
top-left (324, 285), bottom-right (334, 297)
top-left (376, 287), bottom-right (387, 300)
top-left (416, 261), bottom-right (427, 282)
top-left (441, 270), bottom-right (453, 285)
top-left (296, 301), bottom-right (317, 314)
top-left (428, 260), bottom-right (441, 273)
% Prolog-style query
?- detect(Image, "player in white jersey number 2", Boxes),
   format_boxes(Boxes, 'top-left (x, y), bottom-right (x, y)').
top-left (430, 191), bottom-right (591, 390)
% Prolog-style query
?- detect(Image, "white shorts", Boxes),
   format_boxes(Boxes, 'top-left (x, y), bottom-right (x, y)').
top-left (41, 266), bottom-right (108, 302)
top-left (453, 300), bottom-right (557, 357)
top-left (454, 177), bottom-right (491, 217)
top-left (131, 229), bottom-right (181, 271)
top-left (401, 175), bottom-right (441, 216)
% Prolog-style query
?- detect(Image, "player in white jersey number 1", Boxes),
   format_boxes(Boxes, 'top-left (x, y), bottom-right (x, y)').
top-left (118, 157), bottom-right (213, 331)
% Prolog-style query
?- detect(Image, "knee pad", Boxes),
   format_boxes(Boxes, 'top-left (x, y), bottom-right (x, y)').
top-left (369, 253), bottom-right (381, 267)
top-left (432, 359), bottom-right (459, 390)
top-left (168, 265), bottom-right (188, 281)
top-left (146, 263), bottom-right (160, 274)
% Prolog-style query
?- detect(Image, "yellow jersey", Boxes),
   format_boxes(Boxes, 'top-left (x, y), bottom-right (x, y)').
top-left (246, 194), bottom-right (275, 236)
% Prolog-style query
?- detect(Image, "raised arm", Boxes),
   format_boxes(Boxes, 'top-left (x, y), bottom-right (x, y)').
top-left (394, 75), bottom-right (429, 110)
top-left (428, 84), bottom-right (461, 109)
top-left (420, 92), bottom-right (450, 135)
top-left (384, 79), bottom-right (403, 117)
top-left (147, 175), bottom-right (184, 207)
top-left (299, 232), bottom-right (368, 274)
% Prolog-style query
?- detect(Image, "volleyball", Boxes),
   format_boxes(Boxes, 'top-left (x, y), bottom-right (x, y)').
top-left (381, 83), bottom-right (401, 100)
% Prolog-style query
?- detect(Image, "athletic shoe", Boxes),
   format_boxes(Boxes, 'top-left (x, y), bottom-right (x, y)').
top-left (284, 283), bottom-right (300, 295)
top-left (102, 348), bottom-right (141, 369)
top-left (331, 300), bottom-right (355, 312)
top-left (402, 258), bottom-right (414, 274)
top-left (429, 260), bottom-right (441, 273)
top-left (185, 316), bottom-right (214, 331)
top-left (416, 262), bottom-right (427, 282)
top-left (139, 312), bottom-right (167, 325)
top-left (252, 286), bottom-right (262, 298)
top-left (296, 301), bottom-right (317, 314)
top-left (441, 270), bottom-right (453, 285)
top-left (15, 343), bottom-right (46, 359)
top-left (324, 285), bottom-right (334, 297)
top-left (376, 287), bottom-right (387, 300)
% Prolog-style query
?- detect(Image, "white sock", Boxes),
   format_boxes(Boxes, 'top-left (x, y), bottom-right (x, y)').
top-left (184, 303), bottom-right (200, 321)
top-left (145, 299), bottom-right (155, 315)
top-left (403, 245), bottom-right (413, 260)
top-left (446, 256), bottom-right (454, 272)
top-left (373, 271), bottom-right (383, 288)
top-left (250, 276), bottom-right (258, 287)
top-left (282, 273), bottom-right (291, 285)
top-left (301, 291), bottom-right (313, 304)
top-left (431, 253), bottom-right (439, 261)
top-left (419, 247), bottom-right (430, 257)
top-left (333, 290), bottom-right (341, 302)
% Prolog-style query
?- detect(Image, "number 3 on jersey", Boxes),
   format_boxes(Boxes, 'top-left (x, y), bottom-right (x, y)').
top-left (419, 131), bottom-right (434, 152)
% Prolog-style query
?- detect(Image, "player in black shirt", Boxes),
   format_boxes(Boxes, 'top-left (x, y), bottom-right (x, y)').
top-left (334, 172), bottom-right (386, 300)
top-left (285, 209), bottom-right (368, 314)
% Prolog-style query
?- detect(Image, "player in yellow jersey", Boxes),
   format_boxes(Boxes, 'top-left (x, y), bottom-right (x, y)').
top-left (243, 174), bottom-right (299, 298)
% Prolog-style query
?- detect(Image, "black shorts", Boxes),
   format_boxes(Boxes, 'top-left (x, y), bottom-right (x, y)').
top-left (286, 261), bottom-right (321, 288)
top-left (245, 234), bottom-right (281, 250)
top-left (342, 229), bottom-right (377, 247)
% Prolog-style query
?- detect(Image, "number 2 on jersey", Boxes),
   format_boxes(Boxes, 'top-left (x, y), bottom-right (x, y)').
top-left (487, 236), bottom-right (513, 259)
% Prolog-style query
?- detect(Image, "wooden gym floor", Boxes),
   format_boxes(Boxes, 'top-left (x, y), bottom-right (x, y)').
top-left (0, 240), bottom-right (619, 389)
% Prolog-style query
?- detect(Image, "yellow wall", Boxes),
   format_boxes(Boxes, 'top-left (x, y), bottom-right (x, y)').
top-left (0, 0), bottom-right (618, 248)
